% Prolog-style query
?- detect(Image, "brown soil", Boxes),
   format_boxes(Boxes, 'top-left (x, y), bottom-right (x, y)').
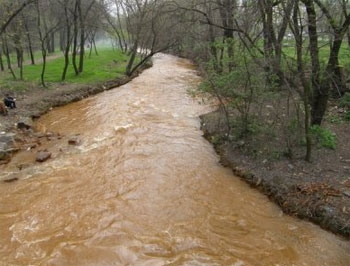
top-left (200, 109), bottom-right (350, 240)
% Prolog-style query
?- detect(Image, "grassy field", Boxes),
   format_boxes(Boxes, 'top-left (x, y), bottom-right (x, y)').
top-left (0, 47), bottom-right (129, 91)
top-left (282, 40), bottom-right (350, 66)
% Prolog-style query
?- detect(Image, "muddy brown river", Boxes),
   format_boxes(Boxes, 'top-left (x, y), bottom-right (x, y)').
top-left (0, 54), bottom-right (349, 265)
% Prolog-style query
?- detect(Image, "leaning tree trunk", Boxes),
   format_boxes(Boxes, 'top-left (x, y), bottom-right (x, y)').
top-left (40, 49), bottom-right (47, 87)
top-left (61, 27), bottom-right (71, 81)
top-left (2, 35), bottom-right (16, 80)
top-left (61, 4), bottom-right (71, 81)
top-left (62, 43), bottom-right (70, 81)
top-left (312, 34), bottom-right (345, 125)
top-left (23, 17), bottom-right (35, 65)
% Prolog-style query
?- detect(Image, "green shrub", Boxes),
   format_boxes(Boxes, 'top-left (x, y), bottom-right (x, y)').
top-left (310, 125), bottom-right (337, 149)
top-left (345, 111), bottom-right (350, 121)
top-left (339, 92), bottom-right (350, 109)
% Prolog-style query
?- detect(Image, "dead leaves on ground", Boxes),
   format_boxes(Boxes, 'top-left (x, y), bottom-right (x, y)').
top-left (296, 182), bottom-right (342, 197)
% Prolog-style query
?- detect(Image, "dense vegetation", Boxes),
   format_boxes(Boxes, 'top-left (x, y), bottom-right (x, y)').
top-left (1, 0), bottom-right (350, 161)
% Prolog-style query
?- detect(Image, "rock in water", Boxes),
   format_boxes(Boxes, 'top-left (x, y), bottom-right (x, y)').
top-left (68, 136), bottom-right (81, 145)
top-left (36, 151), bottom-right (51, 162)
top-left (17, 117), bottom-right (33, 130)
top-left (0, 133), bottom-right (17, 161)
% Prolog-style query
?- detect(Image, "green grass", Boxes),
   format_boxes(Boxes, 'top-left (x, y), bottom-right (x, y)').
top-left (0, 48), bottom-right (130, 90)
top-left (282, 40), bottom-right (350, 66)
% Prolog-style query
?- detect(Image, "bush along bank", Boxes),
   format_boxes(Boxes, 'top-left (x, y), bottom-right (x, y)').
top-left (200, 110), bottom-right (350, 240)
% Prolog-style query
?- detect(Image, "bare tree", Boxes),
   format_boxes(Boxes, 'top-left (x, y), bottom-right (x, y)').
top-left (0, 0), bottom-right (35, 35)
top-left (35, 0), bottom-right (59, 86)
top-left (301, 0), bottom-right (350, 125)
top-left (105, 0), bottom-right (185, 76)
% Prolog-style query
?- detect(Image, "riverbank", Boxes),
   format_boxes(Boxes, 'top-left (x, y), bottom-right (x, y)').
top-left (0, 70), bottom-right (144, 132)
top-left (1, 62), bottom-right (349, 240)
top-left (200, 110), bottom-right (350, 239)
top-left (0, 65), bottom-right (149, 166)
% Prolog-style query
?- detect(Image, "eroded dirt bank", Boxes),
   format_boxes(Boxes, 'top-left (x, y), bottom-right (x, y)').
top-left (200, 110), bottom-right (350, 239)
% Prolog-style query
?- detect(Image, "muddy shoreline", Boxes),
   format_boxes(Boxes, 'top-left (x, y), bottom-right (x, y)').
top-left (0, 66), bottom-right (149, 167)
top-left (0, 69), bottom-right (145, 132)
top-left (200, 111), bottom-right (350, 240)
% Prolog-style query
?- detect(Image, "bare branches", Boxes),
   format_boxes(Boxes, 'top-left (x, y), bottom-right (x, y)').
top-left (0, 0), bottom-right (35, 35)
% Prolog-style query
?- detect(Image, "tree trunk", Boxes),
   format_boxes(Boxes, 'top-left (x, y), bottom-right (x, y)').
top-left (78, 0), bottom-right (85, 73)
top-left (126, 40), bottom-right (139, 76)
top-left (59, 28), bottom-right (66, 52)
top-left (328, 33), bottom-right (348, 97)
top-left (36, 0), bottom-right (46, 87)
top-left (292, 2), bottom-right (312, 161)
top-left (2, 35), bottom-right (16, 80)
top-left (78, 28), bottom-right (85, 73)
top-left (208, 2), bottom-right (220, 72)
top-left (302, 0), bottom-right (324, 125)
top-left (72, 1), bottom-right (79, 76)
top-left (312, 33), bottom-right (345, 124)
top-left (41, 49), bottom-right (47, 87)
top-left (49, 32), bottom-right (55, 53)
top-left (259, 0), bottom-right (276, 83)
top-left (0, 52), bottom-right (4, 71)
top-left (23, 16), bottom-right (35, 65)
top-left (18, 49), bottom-right (23, 80)
top-left (218, 0), bottom-right (235, 71)
top-left (92, 37), bottom-right (98, 55)
top-left (61, 4), bottom-right (71, 81)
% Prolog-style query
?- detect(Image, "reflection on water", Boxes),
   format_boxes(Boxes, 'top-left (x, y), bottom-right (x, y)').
top-left (0, 54), bottom-right (349, 265)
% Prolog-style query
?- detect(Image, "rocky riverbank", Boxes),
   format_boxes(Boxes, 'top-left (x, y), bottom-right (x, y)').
top-left (0, 69), bottom-right (146, 165)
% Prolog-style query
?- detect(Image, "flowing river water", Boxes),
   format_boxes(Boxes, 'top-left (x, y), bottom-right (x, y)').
top-left (0, 54), bottom-right (349, 265)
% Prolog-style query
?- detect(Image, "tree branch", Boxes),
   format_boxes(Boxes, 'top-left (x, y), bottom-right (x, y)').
top-left (0, 0), bottom-right (35, 35)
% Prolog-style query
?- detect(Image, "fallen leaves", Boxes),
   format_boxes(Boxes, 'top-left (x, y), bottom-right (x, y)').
top-left (296, 182), bottom-right (342, 197)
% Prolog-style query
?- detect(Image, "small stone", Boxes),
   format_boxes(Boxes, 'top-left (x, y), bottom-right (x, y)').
top-left (68, 136), bottom-right (81, 145)
top-left (24, 143), bottom-right (38, 150)
top-left (343, 191), bottom-right (350, 197)
top-left (316, 205), bottom-right (336, 217)
top-left (36, 151), bottom-right (51, 162)
top-left (45, 132), bottom-right (54, 138)
top-left (238, 140), bottom-right (245, 146)
top-left (3, 177), bottom-right (18, 183)
top-left (33, 132), bottom-right (46, 138)
top-left (17, 122), bottom-right (31, 130)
